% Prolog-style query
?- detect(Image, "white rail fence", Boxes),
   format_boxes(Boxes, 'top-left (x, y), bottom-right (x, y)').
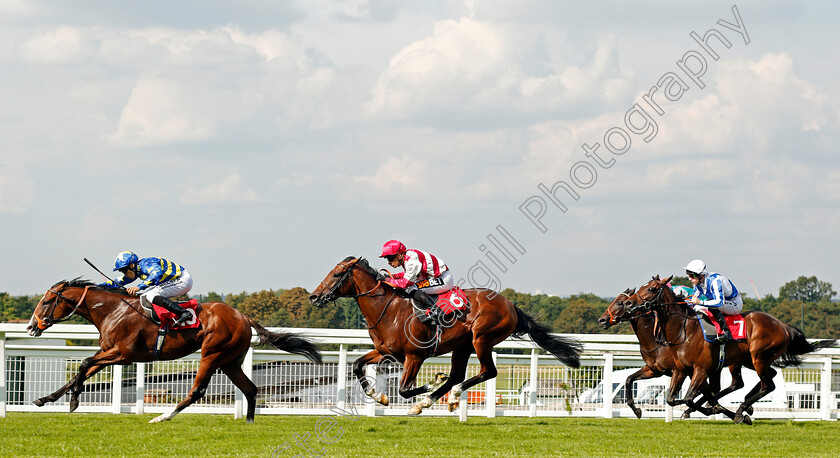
top-left (1, 323), bottom-right (838, 421)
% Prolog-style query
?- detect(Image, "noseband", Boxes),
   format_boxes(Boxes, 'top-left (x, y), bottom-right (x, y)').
top-left (37, 285), bottom-right (91, 330)
top-left (319, 261), bottom-right (381, 303)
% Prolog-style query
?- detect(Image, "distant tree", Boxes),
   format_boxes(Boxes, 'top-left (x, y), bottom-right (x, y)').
top-left (670, 276), bottom-right (692, 287)
top-left (204, 292), bottom-right (224, 302)
top-left (239, 290), bottom-right (283, 322)
top-left (778, 276), bottom-right (836, 303)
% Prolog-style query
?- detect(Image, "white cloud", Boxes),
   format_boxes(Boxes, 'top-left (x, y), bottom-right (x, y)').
top-left (111, 78), bottom-right (214, 147)
top-left (180, 173), bottom-right (261, 206)
top-left (354, 155), bottom-right (427, 192)
top-left (19, 26), bottom-right (95, 64)
top-left (366, 18), bottom-right (632, 119)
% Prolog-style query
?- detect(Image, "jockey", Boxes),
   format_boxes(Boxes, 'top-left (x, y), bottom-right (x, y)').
top-left (683, 259), bottom-right (742, 341)
top-left (99, 251), bottom-right (193, 325)
top-left (378, 240), bottom-right (453, 324)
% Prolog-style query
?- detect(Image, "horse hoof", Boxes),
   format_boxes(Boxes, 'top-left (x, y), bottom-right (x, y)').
top-left (742, 414), bottom-right (752, 425)
top-left (632, 408), bottom-right (642, 419)
top-left (681, 411), bottom-right (691, 420)
top-left (435, 373), bottom-right (449, 384)
top-left (448, 401), bottom-right (459, 413)
top-left (376, 393), bottom-right (389, 406)
top-left (734, 413), bottom-right (744, 424)
top-left (69, 399), bottom-right (79, 412)
top-left (407, 404), bottom-right (423, 415)
top-left (33, 399), bottom-right (46, 407)
top-left (149, 414), bottom-right (168, 424)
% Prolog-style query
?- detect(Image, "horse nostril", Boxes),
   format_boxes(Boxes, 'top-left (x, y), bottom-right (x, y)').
top-left (308, 294), bottom-right (318, 302)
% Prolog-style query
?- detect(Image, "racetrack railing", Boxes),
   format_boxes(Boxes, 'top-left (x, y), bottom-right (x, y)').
top-left (1, 323), bottom-right (838, 421)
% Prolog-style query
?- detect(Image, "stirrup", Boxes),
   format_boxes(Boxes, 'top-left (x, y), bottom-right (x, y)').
top-left (173, 312), bottom-right (192, 325)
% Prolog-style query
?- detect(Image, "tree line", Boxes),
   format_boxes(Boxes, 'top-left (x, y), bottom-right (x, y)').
top-left (2, 276), bottom-right (836, 338)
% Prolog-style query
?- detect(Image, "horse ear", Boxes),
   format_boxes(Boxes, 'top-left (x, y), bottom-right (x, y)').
top-left (623, 287), bottom-right (633, 294)
top-left (653, 274), bottom-right (660, 281)
top-left (663, 275), bottom-right (674, 284)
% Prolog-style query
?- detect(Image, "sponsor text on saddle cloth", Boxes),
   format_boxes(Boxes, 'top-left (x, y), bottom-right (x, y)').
top-left (153, 299), bottom-right (201, 329)
top-left (699, 309), bottom-right (746, 342)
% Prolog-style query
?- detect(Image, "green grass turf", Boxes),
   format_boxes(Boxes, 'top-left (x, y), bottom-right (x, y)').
top-left (1, 412), bottom-right (839, 457)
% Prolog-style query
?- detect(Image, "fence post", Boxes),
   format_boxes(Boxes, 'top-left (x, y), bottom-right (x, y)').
top-left (0, 331), bottom-right (6, 418)
top-left (336, 344), bottom-right (347, 411)
top-left (136, 362), bottom-right (145, 415)
top-left (821, 356), bottom-right (833, 421)
top-left (485, 352), bottom-right (497, 418)
top-left (235, 348), bottom-right (254, 420)
top-left (112, 364), bottom-right (123, 414)
top-left (529, 349), bottom-right (538, 417)
top-left (602, 353), bottom-right (613, 419)
top-left (665, 388), bottom-right (673, 423)
top-left (365, 365), bottom-right (377, 417)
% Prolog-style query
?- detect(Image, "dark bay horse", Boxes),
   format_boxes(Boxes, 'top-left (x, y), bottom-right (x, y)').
top-left (599, 275), bottom-right (835, 424)
top-left (309, 257), bottom-right (582, 415)
top-left (27, 279), bottom-right (322, 423)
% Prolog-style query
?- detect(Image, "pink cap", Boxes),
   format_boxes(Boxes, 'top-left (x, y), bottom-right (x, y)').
top-left (380, 240), bottom-right (406, 257)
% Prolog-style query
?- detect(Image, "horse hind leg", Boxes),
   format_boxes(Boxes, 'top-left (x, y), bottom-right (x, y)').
top-left (446, 343), bottom-right (497, 413)
top-left (221, 360), bottom-right (258, 423)
top-left (352, 350), bottom-right (389, 406)
top-left (150, 358), bottom-right (218, 423)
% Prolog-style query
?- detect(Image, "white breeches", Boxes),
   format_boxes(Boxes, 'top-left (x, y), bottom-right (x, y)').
top-left (140, 270), bottom-right (193, 302)
top-left (406, 270), bottom-right (454, 295)
top-left (696, 294), bottom-right (743, 315)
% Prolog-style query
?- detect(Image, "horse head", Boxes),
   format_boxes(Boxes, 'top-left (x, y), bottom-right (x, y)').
top-left (635, 275), bottom-right (675, 307)
top-left (27, 279), bottom-right (94, 336)
top-left (599, 287), bottom-right (639, 328)
top-left (309, 256), bottom-right (380, 307)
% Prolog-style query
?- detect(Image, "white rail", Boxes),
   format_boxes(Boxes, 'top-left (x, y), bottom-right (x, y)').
top-left (1, 323), bottom-right (838, 420)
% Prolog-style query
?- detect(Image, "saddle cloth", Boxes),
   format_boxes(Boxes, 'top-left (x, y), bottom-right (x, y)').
top-left (140, 297), bottom-right (201, 329)
top-left (698, 310), bottom-right (746, 342)
top-left (434, 287), bottom-right (470, 314)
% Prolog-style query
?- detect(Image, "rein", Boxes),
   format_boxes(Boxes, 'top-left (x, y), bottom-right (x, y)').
top-left (321, 261), bottom-right (397, 329)
top-left (38, 286), bottom-right (91, 329)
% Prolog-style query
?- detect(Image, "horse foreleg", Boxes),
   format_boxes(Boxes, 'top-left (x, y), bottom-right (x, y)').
top-left (407, 348), bottom-right (470, 415)
top-left (624, 366), bottom-right (662, 419)
top-left (221, 359), bottom-right (258, 423)
top-left (33, 350), bottom-right (103, 407)
top-left (150, 356), bottom-right (218, 423)
top-left (68, 348), bottom-right (126, 412)
top-left (352, 350), bottom-right (389, 406)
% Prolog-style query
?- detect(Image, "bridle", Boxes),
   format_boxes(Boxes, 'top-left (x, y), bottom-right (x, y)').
top-left (635, 284), bottom-right (692, 348)
top-left (605, 290), bottom-right (654, 325)
top-left (319, 261), bottom-right (382, 302)
top-left (318, 259), bottom-right (397, 329)
top-left (36, 285), bottom-right (92, 330)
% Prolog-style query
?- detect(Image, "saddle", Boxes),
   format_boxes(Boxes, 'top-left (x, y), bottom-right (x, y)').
top-left (697, 310), bottom-right (747, 342)
top-left (139, 296), bottom-right (201, 329)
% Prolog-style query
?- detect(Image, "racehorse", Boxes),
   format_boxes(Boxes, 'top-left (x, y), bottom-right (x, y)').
top-left (27, 279), bottom-right (322, 423)
top-left (309, 257), bottom-right (582, 415)
top-left (599, 275), bottom-right (835, 423)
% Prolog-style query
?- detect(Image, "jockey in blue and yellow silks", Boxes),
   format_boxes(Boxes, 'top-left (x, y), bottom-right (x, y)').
top-left (100, 251), bottom-right (193, 324)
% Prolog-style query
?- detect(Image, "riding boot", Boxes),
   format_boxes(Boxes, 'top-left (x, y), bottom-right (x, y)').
top-left (409, 290), bottom-right (440, 324)
top-left (153, 296), bottom-right (192, 325)
top-left (710, 309), bottom-right (733, 341)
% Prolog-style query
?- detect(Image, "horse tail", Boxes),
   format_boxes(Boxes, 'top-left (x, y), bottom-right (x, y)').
top-left (775, 324), bottom-right (836, 368)
top-left (248, 319), bottom-right (323, 364)
top-left (512, 306), bottom-right (582, 368)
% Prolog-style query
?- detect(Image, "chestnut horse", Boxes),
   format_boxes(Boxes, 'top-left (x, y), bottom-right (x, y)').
top-left (309, 257), bottom-right (582, 415)
top-left (27, 279), bottom-right (322, 423)
top-left (599, 275), bottom-right (835, 423)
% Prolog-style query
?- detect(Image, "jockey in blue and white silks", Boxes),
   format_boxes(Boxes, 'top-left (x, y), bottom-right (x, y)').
top-left (100, 251), bottom-right (193, 324)
top-left (684, 259), bottom-right (741, 340)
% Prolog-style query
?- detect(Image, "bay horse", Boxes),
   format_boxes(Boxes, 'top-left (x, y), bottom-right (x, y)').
top-left (26, 279), bottom-right (322, 423)
top-left (308, 257), bottom-right (582, 415)
top-left (599, 275), bottom-right (835, 423)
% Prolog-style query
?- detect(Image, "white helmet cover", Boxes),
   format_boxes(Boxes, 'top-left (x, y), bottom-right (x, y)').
top-left (684, 259), bottom-right (706, 275)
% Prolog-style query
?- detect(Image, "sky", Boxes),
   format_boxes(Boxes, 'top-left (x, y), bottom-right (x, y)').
top-left (1, 0), bottom-right (838, 299)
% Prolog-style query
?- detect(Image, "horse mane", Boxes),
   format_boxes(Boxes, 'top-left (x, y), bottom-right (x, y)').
top-left (346, 256), bottom-right (402, 294)
top-left (52, 277), bottom-right (130, 295)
